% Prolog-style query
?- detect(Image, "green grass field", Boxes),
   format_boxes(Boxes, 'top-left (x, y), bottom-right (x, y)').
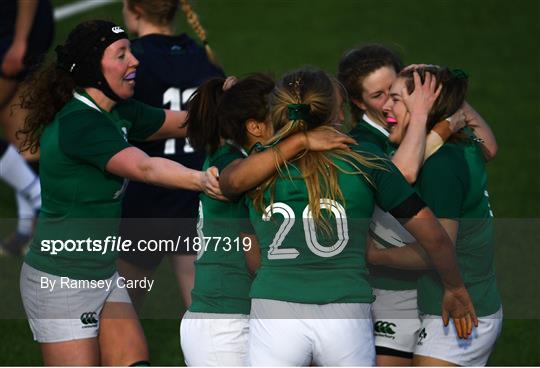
top-left (1, 0), bottom-right (539, 365)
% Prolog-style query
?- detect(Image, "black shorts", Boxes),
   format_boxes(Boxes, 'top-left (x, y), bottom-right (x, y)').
top-left (119, 182), bottom-right (200, 270)
top-left (0, 138), bottom-right (9, 155)
top-left (0, 0), bottom-right (54, 80)
top-left (119, 153), bottom-right (205, 270)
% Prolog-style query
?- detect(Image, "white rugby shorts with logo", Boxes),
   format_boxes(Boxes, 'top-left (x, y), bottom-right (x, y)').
top-left (415, 307), bottom-right (503, 366)
top-left (20, 262), bottom-right (131, 343)
top-left (180, 311), bottom-right (249, 366)
top-left (248, 298), bottom-right (375, 366)
top-left (372, 288), bottom-right (421, 354)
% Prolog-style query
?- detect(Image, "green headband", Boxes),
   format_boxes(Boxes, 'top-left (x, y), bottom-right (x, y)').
top-left (287, 104), bottom-right (311, 121)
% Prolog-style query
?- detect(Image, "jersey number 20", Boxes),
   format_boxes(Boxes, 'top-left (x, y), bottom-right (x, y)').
top-left (263, 199), bottom-right (349, 260)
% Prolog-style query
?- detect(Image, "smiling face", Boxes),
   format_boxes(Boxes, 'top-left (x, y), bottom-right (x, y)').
top-left (353, 66), bottom-right (397, 127)
top-left (101, 38), bottom-right (139, 100)
top-left (383, 77), bottom-right (410, 145)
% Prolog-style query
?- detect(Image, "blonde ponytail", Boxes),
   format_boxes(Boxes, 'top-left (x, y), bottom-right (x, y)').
top-left (179, 0), bottom-right (221, 67)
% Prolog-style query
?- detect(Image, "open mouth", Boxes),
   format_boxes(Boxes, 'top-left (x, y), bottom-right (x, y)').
top-left (386, 116), bottom-right (397, 126)
top-left (123, 71), bottom-right (136, 82)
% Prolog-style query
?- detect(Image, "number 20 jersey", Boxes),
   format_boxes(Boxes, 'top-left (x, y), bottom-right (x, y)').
top-left (246, 143), bottom-right (416, 305)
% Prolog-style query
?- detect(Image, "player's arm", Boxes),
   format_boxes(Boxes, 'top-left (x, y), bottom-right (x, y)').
top-left (462, 101), bottom-right (498, 160)
top-left (391, 71), bottom-right (441, 183)
top-left (242, 233), bottom-right (261, 275)
top-left (146, 110), bottom-right (188, 140)
top-left (367, 217), bottom-right (458, 270)
top-left (375, 204), bottom-right (475, 338)
top-left (1, 0), bottom-right (39, 76)
top-left (369, 157), bottom-right (476, 338)
top-left (219, 126), bottom-right (356, 200)
top-left (106, 146), bottom-right (226, 200)
top-left (402, 209), bottom-right (476, 338)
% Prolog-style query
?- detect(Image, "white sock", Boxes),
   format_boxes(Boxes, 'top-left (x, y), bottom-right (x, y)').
top-left (16, 193), bottom-right (35, 235)
top-left (0, 144), bottom-right (41, 208)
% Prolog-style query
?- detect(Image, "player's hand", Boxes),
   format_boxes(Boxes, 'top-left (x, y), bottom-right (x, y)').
top-left (447, 109), bottom-right (466, 133)
top-left (460, 100), bottom-right (481, 128)
top-left (201, 166), bottom-right (228, 201)
top-left (402, 71), bottom-right (442, 124)
top-left (304, 126), bottom-right (357, 151)
top-left (1, 41), bottom-right (26, 77)
top-left (223, 76), bottom-right (238, 91)
top-left (365, 237), bottom-right (384, 265)
top-left (441, 286), bottom-right (478, 339)
top-left (403, 63), bottom-right (439, 72)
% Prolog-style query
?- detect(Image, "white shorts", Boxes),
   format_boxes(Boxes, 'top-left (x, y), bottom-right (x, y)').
top-left (248, 299), bottom-right (375, 366)
top-left (414, 307), bottom-right (503, 366)
top-left (372, 288), bottom-right (421, 355)
top-left (20, 262), bottom-right (131, 343)
top-left (180, 311), bottom-right (249, 366)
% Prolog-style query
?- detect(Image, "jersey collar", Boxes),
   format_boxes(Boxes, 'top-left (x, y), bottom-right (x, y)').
top-left (225, 139), bottom-right (248, 157)
top-left (362, 113), bottom-right (389, 138)
top-left (73, 91), bottom-right (102, 113)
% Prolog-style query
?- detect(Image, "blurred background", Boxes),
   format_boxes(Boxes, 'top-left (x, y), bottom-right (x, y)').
top-left (0, 0), bottom-right (538, 365)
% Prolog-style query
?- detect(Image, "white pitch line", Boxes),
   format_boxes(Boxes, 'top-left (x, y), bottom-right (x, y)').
top-left (54, 0), bottom-right (120, 21)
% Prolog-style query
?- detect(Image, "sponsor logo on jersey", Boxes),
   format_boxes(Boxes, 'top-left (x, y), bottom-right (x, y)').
top-left (374, 321), bottom-right (397, 339)
top-left (417, 327), bottom-right (427, 345)
top-left (111, 26), bottom-right (125, 34)
top-left (80, 312), bottom-right (98, 328)
top-left (171, 45), bottom-right (183, 54)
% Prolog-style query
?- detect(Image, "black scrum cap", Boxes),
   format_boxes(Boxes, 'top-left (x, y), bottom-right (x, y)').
top-left (55, 20), bottom-right (128, 101)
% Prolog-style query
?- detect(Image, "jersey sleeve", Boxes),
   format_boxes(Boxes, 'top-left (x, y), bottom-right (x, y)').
top-left (212, 151), bottom-right (243, 172)
top-left (59, 110), bottom-right (130, 171)
top-left (416, 151), bottom-right (465, 219)
top-left (114, 98), bottom-right (165, 141)
top-left (352, 142), bottom-right (416, 212)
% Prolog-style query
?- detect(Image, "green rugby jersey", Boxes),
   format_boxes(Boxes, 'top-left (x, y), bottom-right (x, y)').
top-left (246, 142), bottom-right (415, 304)
top-left (25, 91), bottom-right (164, 280)
top-left (348, 114), bottom-right (395, 156)
top-left (189, 143), bottom-right (254, 315)
top-left (350, 115), bottom-right (420, 291)
top-left (415, 138), bottom-right (501, 317)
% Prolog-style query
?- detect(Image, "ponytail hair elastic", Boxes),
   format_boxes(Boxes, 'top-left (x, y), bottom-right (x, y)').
top-left (287, 103), bottom-right (311, 122)
top-left (450, 68), bottom-right (469, 80)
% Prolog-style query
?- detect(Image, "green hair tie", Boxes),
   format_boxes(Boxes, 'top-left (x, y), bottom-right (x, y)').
top-left (451, 68), bottom-right (469, 80)
top-left (287, 103), bottom-right (311, 121)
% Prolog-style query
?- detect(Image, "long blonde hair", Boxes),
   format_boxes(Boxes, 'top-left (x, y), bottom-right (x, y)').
top-left (252, 68), bottom-right (383, 234)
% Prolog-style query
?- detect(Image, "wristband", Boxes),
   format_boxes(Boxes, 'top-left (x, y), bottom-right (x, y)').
top-left (432, 119), bottom-right (453, 141)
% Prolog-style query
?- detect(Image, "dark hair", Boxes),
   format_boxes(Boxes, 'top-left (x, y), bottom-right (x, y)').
top-left (17, 63), bottom-right (75, 153)
top-left (399, 66), bottom-right (468, 131)
top-left (338, 44), bottom-right (403, 122)
top-left (186, 73), bottom-right (274, 154)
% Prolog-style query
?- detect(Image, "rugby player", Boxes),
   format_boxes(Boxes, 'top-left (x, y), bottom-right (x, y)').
top-left (368, 66), bottom-right (502, 366)
top-left (118, 0), bottom-right (225, 312)
top-left (223, 67), bottom-right (475, 366)
top-left (17, 20), bottom-right (223, 365)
